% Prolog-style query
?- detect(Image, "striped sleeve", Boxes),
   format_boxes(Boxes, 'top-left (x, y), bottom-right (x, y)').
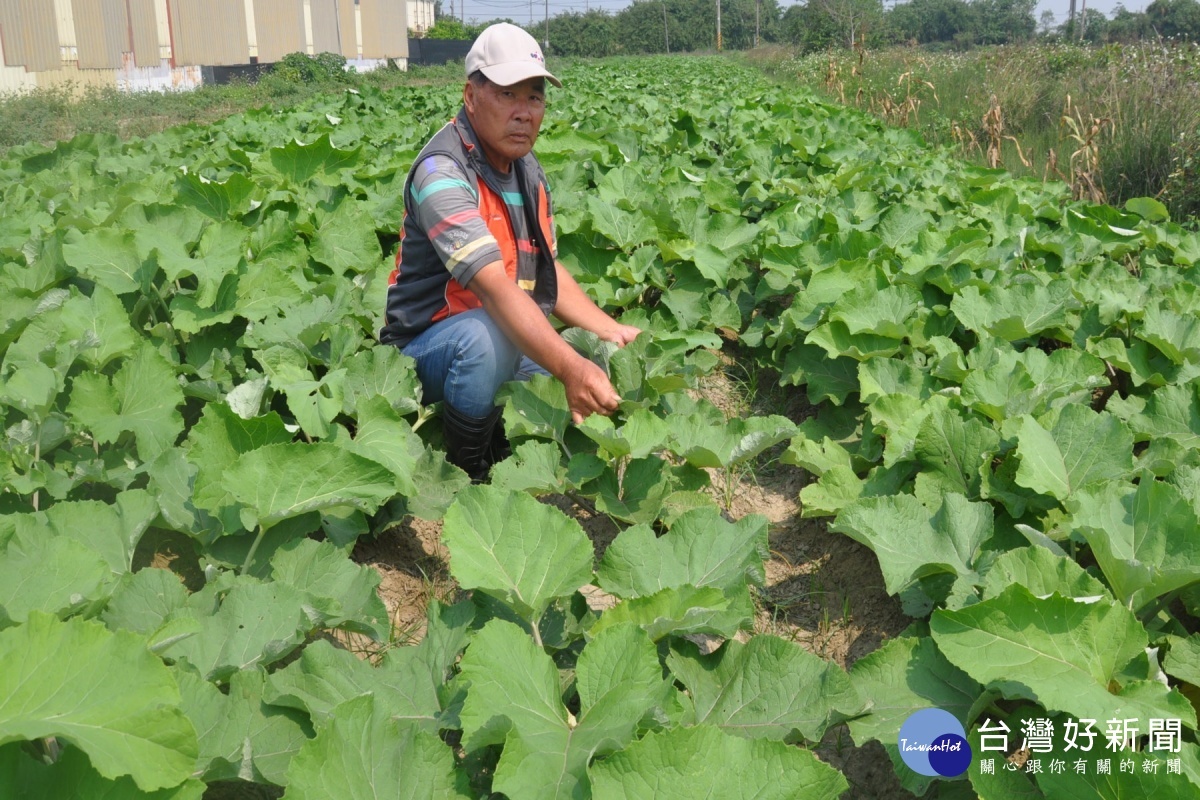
top-left (408, 155), bottom-right (502, 287)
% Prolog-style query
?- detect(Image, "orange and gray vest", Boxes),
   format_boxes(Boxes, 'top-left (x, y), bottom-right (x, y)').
top-left (379, 109), bottom-right (559, 348)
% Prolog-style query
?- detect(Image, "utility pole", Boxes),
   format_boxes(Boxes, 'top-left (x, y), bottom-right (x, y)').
top-left (1078, 0), bottom-right (1087, 39)
top-left (544, 0), bottom-right (549, 51)
top-left (662, 1), bottom-right (670, 53)
top-left (716, 0), bottom-right (721, 51)
top-left (1068, 0), bottom-right (1076, 34)
top-left (754, 0), bottom-right (760, 47)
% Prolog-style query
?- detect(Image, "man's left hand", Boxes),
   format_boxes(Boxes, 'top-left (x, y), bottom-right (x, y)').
top-left (598, 324), bottom-right (642, 348)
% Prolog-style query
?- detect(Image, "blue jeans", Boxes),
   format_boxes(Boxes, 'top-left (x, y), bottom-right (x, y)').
top-left (401, 308), bottom-right (549, 418)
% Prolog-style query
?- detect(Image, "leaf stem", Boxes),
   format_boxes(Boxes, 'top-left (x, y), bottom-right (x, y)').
top-left (241, 524), bottom-right (268, 574)
top-left (558, 437), bottom-right (573, 460)
top-left (530, 614), bottom-right (544, 648)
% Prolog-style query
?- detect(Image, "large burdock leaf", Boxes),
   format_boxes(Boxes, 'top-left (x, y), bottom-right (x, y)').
top-left (160, 580), bottom-right (312, 681)
top-left (931, 584), bottom-right (1182, 724)
top-left (846, 636), bottom-right (982, 797)
top-left (588, 725), bottom-right (847, 800)
top-left (1014, 405), bottom-right (1133, 502)
top-left (460, 620), bottom-right (667, 800)
top-left (596, 507), bottom-right (768, 600)
top-left (831, 493), bottom-right (993, 595)
top-left (267, 133), bottom-right (362, 185)
top-left (175, 666), bottom-right (309, 785)
top-left (667, 635), bottom-right (864, 743)
top-left (270, 539), bottom-right (389, 640)
top-left (222, 442), bottom-right (397, 533)
top-left (0, 744), bottom-right (204, 800)
top-left (442, 485), bottom-right (593, 624)
top-left (1066, 479), bottom-right (1200, 610)
top-left (266, 600), bottom-right (473, 731)
top-left (62, 227), bottom-right (153, 295)
top-left (0, 613), bottom-right (197, 791)
top-left (589, 585), bottom-right (748, 641)
top-left (281, 695), bottom-right (469, 800)
top-left (68, 341), bottom-right (184, 462)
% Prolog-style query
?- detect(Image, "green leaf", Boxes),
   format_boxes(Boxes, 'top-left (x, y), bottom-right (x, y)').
top-left (1014, 405), bottom-right (1133, 502)
top-left (0, 744), bottom-right (204, 800)
top-left (341, 344), bottom-right (422, 416)
top-left (590, 585), bottom-right (748, 641)
top-left (981, 546), bottom-right (1111, 603)
top-left (596, 507), bottom-right (768, 599)
top-left (0, 613), bottom-right (196, 790)
top-left (222, 442), bottom-right (397, 532)
top-left (186, 403), bottom-right (293, 533)
top-left (282, 695), bottom-right (469, 799)
top-left (311, 201), bottom-right (380, 275)
top-left (267, 133), bottom-right (361, 185)
top-left (588, 724), bottom-right (847, 800)
top-left (587, 196), bottom-right (657, 250)
top-left (1139, 303), bottom-right (1200, 365)
top-left (912, 405), bottom-right (1000, 499)
top-left (489, 440), bottom-right (568, 494)
top-left (0, 536), bottom-right (110, 626)
top-left (846, 635), bottom-right (981, 758)
top-left (590, 457), bottom-right (685, 524)
top-left (668, 635), bottom-right (863, 743)
top-left (931, 584), bottom-right (1161, 722)
top-left (460, 619), bottom-right (666, 799)
top-left (161, 580), bottom-right (312, 681)
top-left (442, 485), bottom-right (593, 623)
top-left (266, 600), bottom-right (472, 731)
top-left (62, 228), bottom-right (152, 295)
top-left (156, 220), bottom-right (246, 309)
top-left (832, 493), bottom-right (993, 596)
top-left (829, 284), bottom-right (921, 339)
top-left (951, 280), bottom-right (1076, 341)
top-left (101, 568), bottom-right (190, 636)
top-left (498, 374), bottom-right (572, 443)
top-left (175, 172), bottom-right (256, 220)
top-left (669, 414), bottom-right (796, 469)
top-left (270, 539), bottom-right (389, 640)
top-left (176, 665), bottom-right (309, 785)
top-left (1066, 479), bottom-right (1200, 610)
top-left (578, 408), bottom-right (671, 460)
top-left (68, 342), bottom-right (184, 462)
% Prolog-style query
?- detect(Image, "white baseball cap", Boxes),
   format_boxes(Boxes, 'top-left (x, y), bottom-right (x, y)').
top-left (465, 23), bottom-right (561, 88)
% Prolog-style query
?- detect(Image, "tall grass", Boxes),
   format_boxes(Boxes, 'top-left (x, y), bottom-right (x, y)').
top-left (746, 42), bottom-right (1200, 222)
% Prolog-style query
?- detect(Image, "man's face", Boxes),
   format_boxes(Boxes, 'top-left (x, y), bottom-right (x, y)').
top-left (463, 76), bottom-right (546, 173)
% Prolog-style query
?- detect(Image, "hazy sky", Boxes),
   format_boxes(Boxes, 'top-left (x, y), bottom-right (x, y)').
top-left (452, 0), bottom-right (1152, 29)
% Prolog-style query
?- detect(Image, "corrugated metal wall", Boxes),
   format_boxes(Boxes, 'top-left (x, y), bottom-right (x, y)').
top-left (168, 0), bottom-right (248, 66)
top-left (253, 0), bottom-right (303, 63)
top-left (129, 0), bottom-right (159, 66)
top-left (309, 0), bottom-right (353, 57)
top-left (72, 0), bottom-right (124, 69)
top-left (359, 0), bottom-right (405, 60)
top-left (0, 0), bottom-right (62, 71)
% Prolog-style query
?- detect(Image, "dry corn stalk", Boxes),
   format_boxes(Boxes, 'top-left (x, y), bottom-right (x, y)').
top-left (1059, 94), bottom-right (1113, 203)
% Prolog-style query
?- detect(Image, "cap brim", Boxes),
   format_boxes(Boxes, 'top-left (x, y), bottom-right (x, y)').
top-left (480, 63), bottom-right (562, 89)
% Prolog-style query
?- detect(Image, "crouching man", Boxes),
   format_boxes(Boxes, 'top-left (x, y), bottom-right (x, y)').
top-left (380, 23), bottom-right (640, 479)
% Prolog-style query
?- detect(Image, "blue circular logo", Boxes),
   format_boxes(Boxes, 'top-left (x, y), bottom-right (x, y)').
top-left (898, 708), bottom-right (972, 777)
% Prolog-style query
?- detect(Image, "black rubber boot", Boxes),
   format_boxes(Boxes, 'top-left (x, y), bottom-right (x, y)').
top-left (441, 404), bottom-right (504, 483)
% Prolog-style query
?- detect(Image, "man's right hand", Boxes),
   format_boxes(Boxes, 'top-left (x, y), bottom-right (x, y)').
top-left (561, 355), bottom-right (621, 425)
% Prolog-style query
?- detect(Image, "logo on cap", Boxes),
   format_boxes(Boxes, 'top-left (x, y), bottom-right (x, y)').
top-left (531, 52), bottom-right (543, 63)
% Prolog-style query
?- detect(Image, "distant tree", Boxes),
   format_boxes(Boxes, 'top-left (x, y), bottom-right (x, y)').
top-left (1077, 6), bottom-right (1109, 40)
top-left (813, 0), bottom-right (886, 46)
top-left (1038, 8), bottom-right (1057, 34)
top-left (888, 0), bottom-right (974, 43)
top-left (781, 1), bottom-right (843, 50)
top-left (969, 0), bottom-right (1037, 43)
top-left (1107, 3), bottom-right (1154, 39)
top-left (542, 10), bottom-right (617, 57)
top-left (1146, 0), bottom-right (1200, 39)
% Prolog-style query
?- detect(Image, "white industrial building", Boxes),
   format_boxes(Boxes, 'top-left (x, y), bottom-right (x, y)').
top-left (0, 0), bottom-right (433, 93)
